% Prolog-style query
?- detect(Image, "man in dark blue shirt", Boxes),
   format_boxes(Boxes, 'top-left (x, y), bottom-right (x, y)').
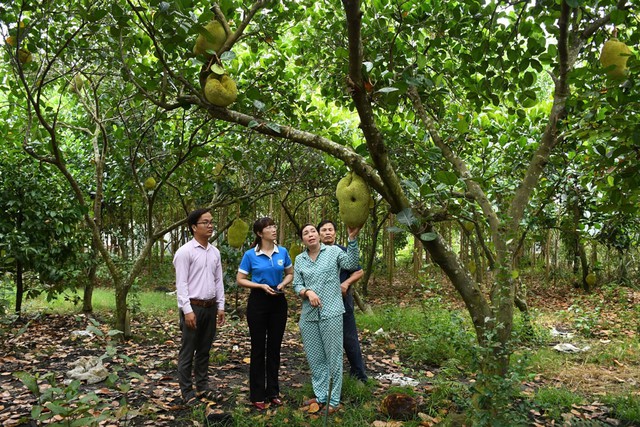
top-left (317, 220), bottom-right (368, 382)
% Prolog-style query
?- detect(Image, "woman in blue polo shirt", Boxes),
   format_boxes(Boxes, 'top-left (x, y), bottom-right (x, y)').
top-left (236, 217), bottom-right (293, 411)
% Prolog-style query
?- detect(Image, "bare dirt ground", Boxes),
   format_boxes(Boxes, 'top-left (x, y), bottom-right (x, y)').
top-left (0, 272), bottom-right (638, 426)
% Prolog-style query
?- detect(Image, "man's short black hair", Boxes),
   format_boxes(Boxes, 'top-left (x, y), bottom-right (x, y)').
top-left (317, 219), bottom-right (337, 232)
top-left (187, 208), bottom-right (210, 235)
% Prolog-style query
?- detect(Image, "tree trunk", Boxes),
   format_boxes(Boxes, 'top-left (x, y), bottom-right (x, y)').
top-left (15, 259), bottom-right (23, 316)
top-left (83, 260), bottom-right (96, 313)
top-left (353, 289), bottom-right (373, 314)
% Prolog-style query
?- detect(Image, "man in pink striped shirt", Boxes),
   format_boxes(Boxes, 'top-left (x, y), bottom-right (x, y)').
top-left (173, 208), bottom-right (225, 404)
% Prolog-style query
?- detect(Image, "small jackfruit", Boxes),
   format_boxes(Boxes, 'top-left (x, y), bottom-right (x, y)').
top-left (463, 221), bottom-right (474, 232)
top-left (227, 218), bottom-right (249, 248)
top-left (585, 272), bottom-right (597, 287)
top-left (70, 74), bottom-right (84, 94)
top-left (599, 37), bottom-right (632, 79)
top-left (5, 36), bottom-right (17, 47)
top-left (143, 177), bottom-right (156, 190)
top-left (288, 244), bottom-right (302, 265)
top-left (336, 171), bottom-right (371, 228)
top-left (18, 48), bottom-right (32, 64)
top-left (204, 74), bottom-right (237, 107)
top-left (193, 20), bottom-right (226, 56)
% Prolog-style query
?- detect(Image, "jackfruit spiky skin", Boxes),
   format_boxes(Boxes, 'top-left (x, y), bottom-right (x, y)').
top-left (336, 171), bottom-right (371, 227)
top-left (600, 38), bottom-right (632, 79)
top-left (18, 48), bottom-right (32, 64)
top-left (288, 244), bottom-right (302, 265)
top-left (143, 177), bottom-right (156, 190)
top-left (228, 219), bottom-right (249, 248)
top-left (380, 393), bottom-right (417, 421)
top-left (70, 74), bottom-right (84, 94)
top-left (585, 272), bottom-right (597, 287)
top-left (193, 20), bottom-right (226, 56)
top-left (204, 74), bottom-right (237, 107)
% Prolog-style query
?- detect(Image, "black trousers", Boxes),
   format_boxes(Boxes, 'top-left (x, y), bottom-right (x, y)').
top-left (246, 289), bottom-right (288, 402)
top-left (178, 305), bottom-right (217, 400)
top-left (343, 290), bottom-right (367, 381)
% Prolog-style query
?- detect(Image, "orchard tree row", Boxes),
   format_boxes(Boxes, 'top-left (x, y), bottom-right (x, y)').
top-left (1, 0), bottom-right (639, 415)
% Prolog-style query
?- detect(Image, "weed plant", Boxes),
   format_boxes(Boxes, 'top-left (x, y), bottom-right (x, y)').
top-left (533, 386), bottom-right (584, 422)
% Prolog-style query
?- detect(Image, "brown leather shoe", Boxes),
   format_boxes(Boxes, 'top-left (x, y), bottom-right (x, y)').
top-left (270, 397), bottom-right (283, 406)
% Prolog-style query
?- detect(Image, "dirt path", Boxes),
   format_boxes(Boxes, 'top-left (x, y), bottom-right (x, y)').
top-left (0, 311), bottom-right (417, 426)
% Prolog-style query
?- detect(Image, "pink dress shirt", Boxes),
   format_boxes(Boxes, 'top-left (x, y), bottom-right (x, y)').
top-left (173, 238), bottom-right (225, 314)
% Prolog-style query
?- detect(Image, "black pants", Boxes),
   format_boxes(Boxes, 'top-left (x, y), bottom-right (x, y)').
top-left (343, 290), bottom-right (367, 381)
top-left (178, 305), bottom-right (218, 400)
top-left (246, 289), bottom-right (288, 402)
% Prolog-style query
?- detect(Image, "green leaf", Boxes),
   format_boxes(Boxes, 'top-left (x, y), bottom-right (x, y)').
top-left (266, 122), bottom-right (281, 133)
top-left (420, 232), bottom-right (437, 241)
top-left (220, 50), bottom-right (236, 61)
top-left (396, 208), bottom-right (417, 226)
top-left (434, 171), bottom-right (458, 186)
top-left (248, 120), bottom-right (259, 128)
top-left (210, 64), bottom-right (225, 75)
top-left (376, 87), bottom-right (399, 94)
top-left (14, 371), bottom-right (39, 394)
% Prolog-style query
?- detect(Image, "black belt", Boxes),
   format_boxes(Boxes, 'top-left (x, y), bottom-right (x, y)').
top-left (190, 298), bottom-right (216, 308)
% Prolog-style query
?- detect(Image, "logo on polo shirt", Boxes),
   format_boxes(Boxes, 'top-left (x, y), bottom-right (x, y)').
top-left (277, 259), bottom-right (284, 266)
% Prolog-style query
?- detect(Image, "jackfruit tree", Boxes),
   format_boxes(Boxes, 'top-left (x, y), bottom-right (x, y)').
top-left (3, 0), bottom-right (639, 418)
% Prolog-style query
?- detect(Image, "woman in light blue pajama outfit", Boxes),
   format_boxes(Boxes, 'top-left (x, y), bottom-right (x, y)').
top-left (293, 223), bottom-right (361, 412)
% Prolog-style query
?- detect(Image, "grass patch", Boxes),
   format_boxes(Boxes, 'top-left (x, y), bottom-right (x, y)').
top-left (533, 386), bottom-right (584, 421)
top-left (357, 303), bottom-right (475, 367)
top-left (18, 287), bottom-right (177, 317)
top-left (602, 392), bottom-right (640, 424)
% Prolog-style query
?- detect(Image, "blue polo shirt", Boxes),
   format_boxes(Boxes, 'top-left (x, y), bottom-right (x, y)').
top-left (238, 245), bottom-right (293, 288)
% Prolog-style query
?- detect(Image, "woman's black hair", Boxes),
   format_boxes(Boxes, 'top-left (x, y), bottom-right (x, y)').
top-left (252, 217), bottom-right (276, 248)
top-left (298, 223), bottom-right (316, 239)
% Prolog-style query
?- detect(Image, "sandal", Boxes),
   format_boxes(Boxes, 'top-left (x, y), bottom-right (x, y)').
top-left (303, 397), bottom-right (322, 406)
top-left (327, 404), bottom-right (341, 414)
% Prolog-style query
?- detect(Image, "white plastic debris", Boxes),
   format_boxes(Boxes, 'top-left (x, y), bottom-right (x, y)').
top-left (374, 328), bottom-right (385, 335)
top-left (71, 330), bottom-right (93, 337)
top-left (66, 356), bottom-right (109, 384)
top-left (550, 327), bottom-right (574, 339)
top-left (552, 343), bottom-right (591, 353)
top-left (375, 373), bottom-right (419, 387)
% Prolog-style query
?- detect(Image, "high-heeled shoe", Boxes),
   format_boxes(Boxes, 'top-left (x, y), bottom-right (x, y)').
top-left (269, 397), bottom-right (283, 406)
top-left (252, 401), bottom-right (266, 411)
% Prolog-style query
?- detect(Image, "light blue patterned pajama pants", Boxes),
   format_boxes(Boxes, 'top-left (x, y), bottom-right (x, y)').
top-left (299, 314), bottom-right (344, 407)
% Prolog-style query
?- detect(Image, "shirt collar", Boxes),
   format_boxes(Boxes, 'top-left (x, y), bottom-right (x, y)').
top-left (254, 245), bottom-right (280, 256)
top-left (191, 238), bottom-right (209, 250)
top-left (303, 243), bottom-right (326, 258)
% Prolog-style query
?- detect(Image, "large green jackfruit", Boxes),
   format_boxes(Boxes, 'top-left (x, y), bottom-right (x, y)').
top-left (193, 20), bottom-right (226, 56)
top-left (227, 218), bottom-right (249, 248)
top-left (336, 171), bottom-right (371, 227)
top-left (204, 74), bottom-right (237, 107)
